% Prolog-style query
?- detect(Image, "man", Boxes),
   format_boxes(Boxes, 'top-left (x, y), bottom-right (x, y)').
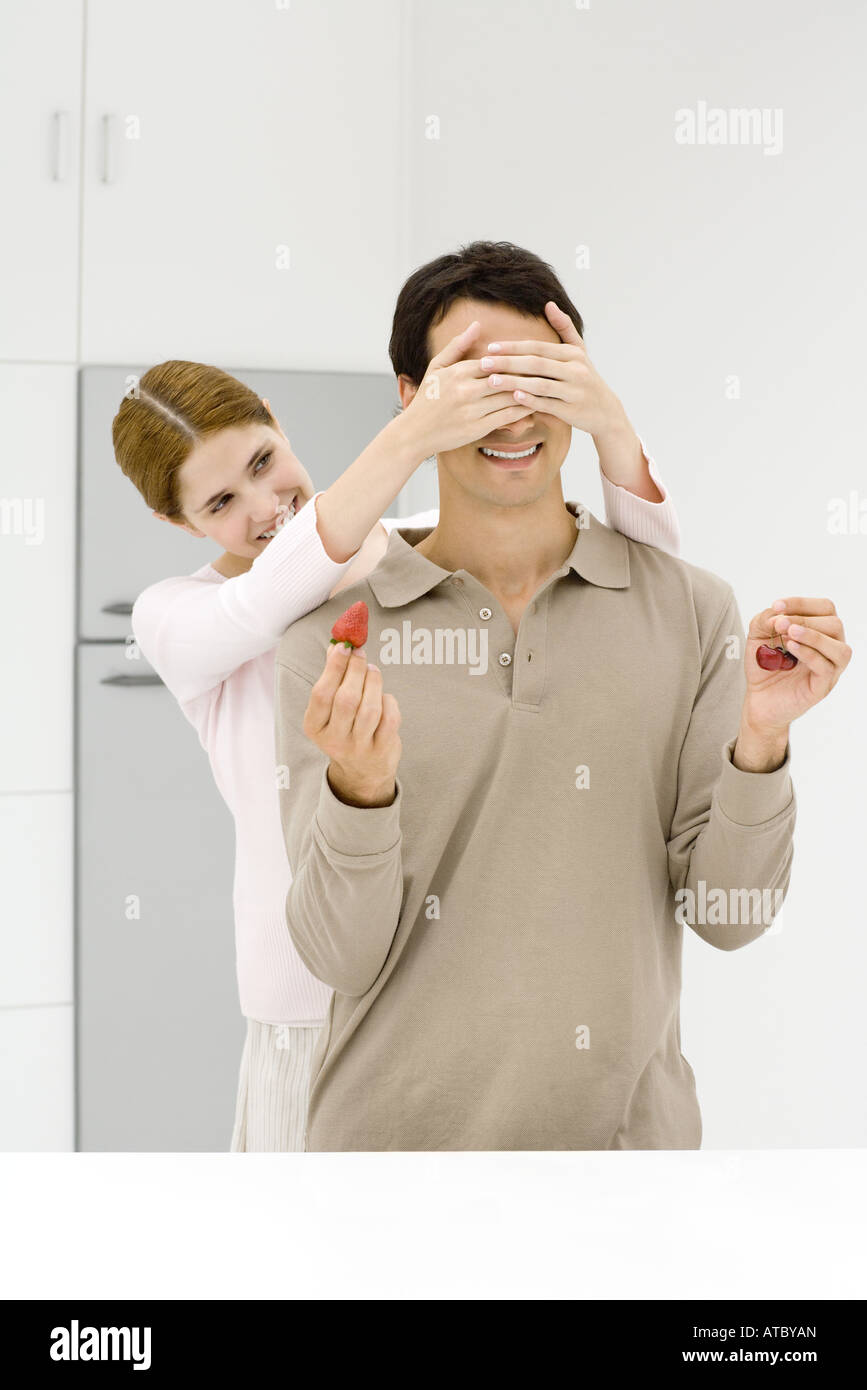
top-left (274, 241), bottom-right (851, 1151)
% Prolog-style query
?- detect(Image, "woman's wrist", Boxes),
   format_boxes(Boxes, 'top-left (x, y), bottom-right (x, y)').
top-left (389, 405), bottom-right (436, 465)
top-left (595, 423), bottom-right (663, 502)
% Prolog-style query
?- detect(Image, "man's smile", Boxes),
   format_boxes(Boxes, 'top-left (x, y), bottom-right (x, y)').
top-left (478, 441), bottom-right (543, 468)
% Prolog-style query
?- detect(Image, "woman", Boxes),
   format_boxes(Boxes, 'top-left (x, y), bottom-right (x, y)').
top-left (112, 322), bottom-right (680, 1151)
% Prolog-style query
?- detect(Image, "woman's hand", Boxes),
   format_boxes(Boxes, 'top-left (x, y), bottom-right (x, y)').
top-left (474, 301), bottom-right (624, 439)
top-left (403, 320), bottom-right (535, 456)
top-left (303, 641), bottom-right (400, 807)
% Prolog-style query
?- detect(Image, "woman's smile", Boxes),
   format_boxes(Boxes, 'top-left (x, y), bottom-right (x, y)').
top-left (253, 494), bottom-right (300, 542)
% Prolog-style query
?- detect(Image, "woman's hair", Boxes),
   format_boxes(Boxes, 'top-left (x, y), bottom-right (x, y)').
top-left (112, 360), bottom-right (276, 522)
top-left (388, 239), bottom-right (585, 387)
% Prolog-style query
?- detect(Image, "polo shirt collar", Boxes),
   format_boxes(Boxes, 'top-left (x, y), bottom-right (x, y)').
top-left (367, 500), bottom-right (631, 608)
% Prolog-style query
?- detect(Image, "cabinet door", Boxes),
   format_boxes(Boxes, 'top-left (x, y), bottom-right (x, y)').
top-left (0, 794), bottom-right (72, 1009)
top-left (0, 0), bottom-right (83, 359)
top-left (81, 0), bottom-right (404, 367)
top-left (0, 1005), bottom-right (73, 1151)
top-left (0, 365), bottom-right (76, 791)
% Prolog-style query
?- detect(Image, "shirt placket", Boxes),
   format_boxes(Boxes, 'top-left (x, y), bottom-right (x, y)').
top-left (449, 573), bottom-right (550, 710)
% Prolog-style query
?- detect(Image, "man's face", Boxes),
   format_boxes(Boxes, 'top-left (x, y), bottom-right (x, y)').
top-left (400, 297), bottom-right (573, 510)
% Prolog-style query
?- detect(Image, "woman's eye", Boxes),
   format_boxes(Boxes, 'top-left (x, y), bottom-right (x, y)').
top-left (210, 453), bottom-right (271, 514)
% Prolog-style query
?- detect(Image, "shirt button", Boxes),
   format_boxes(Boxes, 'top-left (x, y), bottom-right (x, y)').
top-left (498, 652), bottom-right (512, 666)
top-left (479, 607), bottom-right (492, 620)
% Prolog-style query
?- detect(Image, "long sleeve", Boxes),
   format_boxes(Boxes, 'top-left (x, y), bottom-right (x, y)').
top-left (599, 435), bottom-right (681, 555)
top-left (274, 657), bottom-right (405, 996)
top-left (666, 585), bottom-right (796, 950)
top-left (131, 490), bottom-right (361, 704)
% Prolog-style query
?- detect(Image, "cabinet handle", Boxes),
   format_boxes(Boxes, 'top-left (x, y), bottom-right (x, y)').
top-left (100, 113), bottom-right (114, 184)
top-left (100, 602), bottom-right (134, 615)
top-left (51, 111), bottom-right (71, 182)
top-left (100, 673), bottom-right (165, 687)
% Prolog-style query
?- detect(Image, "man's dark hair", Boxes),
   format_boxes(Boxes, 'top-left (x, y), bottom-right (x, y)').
top-left (388, 240), bottom-right (585, 385)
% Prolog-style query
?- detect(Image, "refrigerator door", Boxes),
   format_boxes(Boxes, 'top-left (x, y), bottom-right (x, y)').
top-left (78, 364), bottom-right (424, 639)
top-left (76, 642), bottom-right (244, 1150)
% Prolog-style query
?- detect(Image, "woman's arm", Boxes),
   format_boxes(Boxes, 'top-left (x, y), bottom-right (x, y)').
top-left (130, 412), bottom-right (434, 706)
top-left (327, 507), bottom-right (442, 598)
top-left (598, 435), bottom-right (681, 556)
top-left (327, 522), bottom-right (389, 599)
top-left (313, 412), bottom-right (430, 563)
top-left (130, 491), bottom-right (368, 705)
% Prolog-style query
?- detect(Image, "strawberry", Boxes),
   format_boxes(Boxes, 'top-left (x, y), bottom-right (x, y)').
top-left (329, 600), bottom-right (369, 650)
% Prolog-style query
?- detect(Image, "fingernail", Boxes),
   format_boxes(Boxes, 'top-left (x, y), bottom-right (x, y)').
top-left (788, 624), bottom-right (804, 636)
top-left (772, 600), bottom-right (786, 611)
top-left (487, 342), bottom-right (501, 352)
top-left (480, 357), bottom-right (495, 369)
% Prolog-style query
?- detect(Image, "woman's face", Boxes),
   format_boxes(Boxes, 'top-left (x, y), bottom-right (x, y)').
top-left (164, 416), bottom-right (316, 559)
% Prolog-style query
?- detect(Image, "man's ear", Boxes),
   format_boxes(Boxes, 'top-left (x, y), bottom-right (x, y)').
top-left (152, 510), bottom-right (205, 538)
top-left (397, 373), bottom-right (419, 410)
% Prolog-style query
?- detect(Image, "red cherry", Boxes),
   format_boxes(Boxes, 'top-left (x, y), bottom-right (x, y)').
top-left (756, 644), bottom-right (798, 671)
top-left (756, 644), bottom-right (784, 670)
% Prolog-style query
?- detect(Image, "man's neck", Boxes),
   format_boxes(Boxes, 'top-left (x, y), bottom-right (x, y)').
top-left (413, 484), bottom-right (578, 601)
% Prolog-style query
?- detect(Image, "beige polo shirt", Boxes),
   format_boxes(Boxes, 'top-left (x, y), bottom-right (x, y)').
top-left (274, 501), bottom-right (796, 1150)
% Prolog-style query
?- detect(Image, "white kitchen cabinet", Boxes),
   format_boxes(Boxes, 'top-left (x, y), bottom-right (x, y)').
top-left (80, 0), bottom-right (405, 368)
top-left (0, 0), bottom-right (83, 361)
top-left (0, 366), bottom-right (76, 792)
top-left (0, 794), bottom-right (73, 1009)
top-left (0, 1004), bottom-right (74, 1150)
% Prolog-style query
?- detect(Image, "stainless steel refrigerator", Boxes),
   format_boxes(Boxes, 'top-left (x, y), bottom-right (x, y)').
top-left (76, 364), bottom-right (433, 1150)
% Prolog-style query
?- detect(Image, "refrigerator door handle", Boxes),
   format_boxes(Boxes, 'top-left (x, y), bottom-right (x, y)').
top-left (99, 673), bottom-right (164, 686)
